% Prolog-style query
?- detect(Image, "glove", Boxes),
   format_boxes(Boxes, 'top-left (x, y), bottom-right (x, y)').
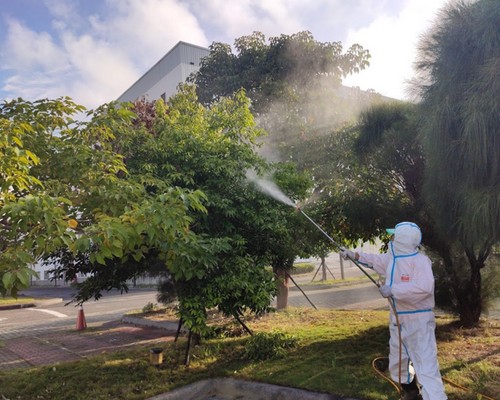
top-left (379, 285), bottom-right (392, 298)
top-left (340, 248), bottom-right (355, 260)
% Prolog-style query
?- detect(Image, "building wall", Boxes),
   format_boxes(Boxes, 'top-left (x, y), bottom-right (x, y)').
top-left (117, 41), bottom-right (210, 102)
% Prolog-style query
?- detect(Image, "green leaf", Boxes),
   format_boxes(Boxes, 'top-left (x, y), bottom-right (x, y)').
top-left (2, 272), bottom-right (15, 289)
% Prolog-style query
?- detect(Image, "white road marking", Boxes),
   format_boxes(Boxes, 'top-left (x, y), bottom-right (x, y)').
top-left (28, 309), bottom-right (68, 318)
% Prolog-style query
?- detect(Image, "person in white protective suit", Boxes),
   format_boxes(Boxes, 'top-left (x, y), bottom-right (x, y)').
top-left (341, 222), bottom-right (447, 400)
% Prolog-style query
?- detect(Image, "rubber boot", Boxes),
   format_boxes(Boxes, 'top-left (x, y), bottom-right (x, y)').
top-left (400, 379), bottom-right (421, 400)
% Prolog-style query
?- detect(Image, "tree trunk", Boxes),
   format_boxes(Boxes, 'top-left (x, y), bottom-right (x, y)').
top-left (457, 252), bottom-right (483, 327)
top-left (456, 284), bottom-right (482, 326)
top-left (275, 268), bottom-right (289, 310)
top-left (438, 244), bottom-right (484, 327)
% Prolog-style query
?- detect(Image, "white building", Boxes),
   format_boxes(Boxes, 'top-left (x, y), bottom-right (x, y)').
top-left (117, 41), bottom-right (210, 103)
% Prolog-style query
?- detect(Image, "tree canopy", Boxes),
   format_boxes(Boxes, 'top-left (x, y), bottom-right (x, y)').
top-left (190, 31), bottom-right (377, 151)
top-left (0, 97), bottom-right (208, 299)
top-left (113, 86), bottom-right (313, 316)
top-left (0, 86), bottom-right (313, 332)
top-left (190, 30), bottom-right (388, 263)
top-left (192, 31), bottom-right (370, 111)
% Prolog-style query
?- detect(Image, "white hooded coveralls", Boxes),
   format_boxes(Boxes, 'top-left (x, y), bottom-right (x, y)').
top-left (359, 222), bottom-right (447, 400)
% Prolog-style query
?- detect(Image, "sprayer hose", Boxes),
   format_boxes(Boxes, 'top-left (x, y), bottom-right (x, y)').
top-left (371, 357), bottom-right (402, 395)
top-left (372, 355), bottom-right (498, 400)
top-left (441, 378), bottom-right (497, 400)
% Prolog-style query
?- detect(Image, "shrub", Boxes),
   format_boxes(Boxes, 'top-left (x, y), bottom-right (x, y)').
top-left (243, 331), bottom-right (298, 361)
top-left (291, 263), bottom-right (315, 275)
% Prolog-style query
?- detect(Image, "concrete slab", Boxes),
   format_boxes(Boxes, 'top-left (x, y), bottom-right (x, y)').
top-left (147, 377), bottom-right (361, 400)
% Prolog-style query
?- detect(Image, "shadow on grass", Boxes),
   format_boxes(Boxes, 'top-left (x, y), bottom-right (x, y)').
top-left (229, 325), bottom-right (395, 400)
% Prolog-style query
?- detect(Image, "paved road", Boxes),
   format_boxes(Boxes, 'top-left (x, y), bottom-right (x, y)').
top-left (292, 254), bottom-right (500, 320)
top-left (0, 287), bottom-right (159, 339)
top-left (287, 254), bottom-right (387, 310)
top-left (287, 281), bottom-right (388, 310)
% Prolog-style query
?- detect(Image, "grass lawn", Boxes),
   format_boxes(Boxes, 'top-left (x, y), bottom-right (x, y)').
top-left (0, 308), bottom-right (498, 400)
top-left (0, 296), bottom-right (35, 306)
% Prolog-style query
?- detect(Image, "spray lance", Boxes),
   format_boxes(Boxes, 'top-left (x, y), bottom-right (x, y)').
top-left (296, 205), bottom-right (379, 288)
top-left (245, 172), bottom-right (379, 287)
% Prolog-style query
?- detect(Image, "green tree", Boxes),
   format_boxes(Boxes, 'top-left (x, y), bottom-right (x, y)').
top-left (310, 100), bottom-right (499, 325)
top-left (190, 31), bottom-right (374, 150)
top-left (110, 86), bottom-right (310, 327)
top-left (288, 104), bottom-right (418, 261)
top-left (190, 31), bottom-right (380, 306)
top-left (414, 0), bottom-right (500, 325)
top-left (0, 97), bottom-right (208, 301)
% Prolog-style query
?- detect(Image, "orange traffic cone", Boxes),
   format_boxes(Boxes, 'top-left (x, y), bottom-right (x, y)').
top-left (76, 305), bottom-right (87, 331)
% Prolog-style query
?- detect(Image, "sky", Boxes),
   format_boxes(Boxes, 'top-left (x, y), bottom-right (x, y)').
top-left (0, 0), bottom-right (451, 109)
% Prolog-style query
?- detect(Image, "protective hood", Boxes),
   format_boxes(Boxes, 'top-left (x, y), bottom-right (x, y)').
top-left (389, 222), bottom-right (422, 256)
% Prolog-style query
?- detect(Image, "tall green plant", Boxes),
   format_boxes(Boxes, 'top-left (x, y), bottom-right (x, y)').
top-left (415, 0), bottom-right (500, 325)
top-left (190, 31), bottom-right (376, 307)
top-left (190, 31), bottom-right (374, 152)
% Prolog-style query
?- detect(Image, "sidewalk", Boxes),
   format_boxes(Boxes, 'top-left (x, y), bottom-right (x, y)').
top-left (0, 319), bottom-right (178, 371)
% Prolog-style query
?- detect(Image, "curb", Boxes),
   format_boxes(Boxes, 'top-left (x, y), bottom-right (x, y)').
top-left (122, 315), bottom-right (186, 332)
top-left (0, 297), bottom-right (63, 311)
top-left (0, 302), bottom-right (36, 311)
top-left (291, 280), bottom-right (373, 291)
top-left (35, 298), bottom-right (64, 307)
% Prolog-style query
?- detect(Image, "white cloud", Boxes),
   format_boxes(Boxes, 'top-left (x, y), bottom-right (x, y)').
top-left (184, 0), bottom-right (305, 43)
top-left (343, 0), bottom-right (449, 100)
top-left (3, 19), bottom-right (69, 71)
top-left (3, 72), bottom-right (68, 101)
top-left (91, 0), bottom-right (209, 62)
top-left (186, 0), bottom-right (408, 44)
top-left (44, 0), bottom-right (78, 21)
top-left (60, 32), bottom-right (138, 106)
